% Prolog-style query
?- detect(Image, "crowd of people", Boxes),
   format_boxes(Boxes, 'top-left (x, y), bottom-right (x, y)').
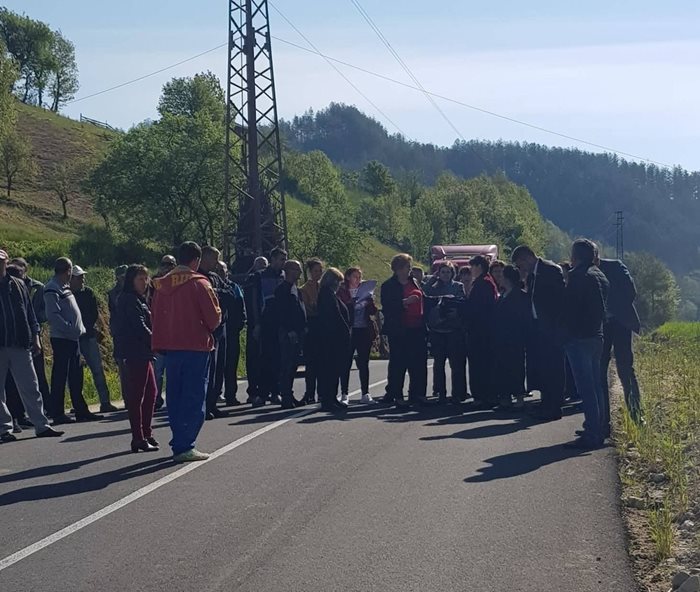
top-left (0, 236), bottom-right (643, 460)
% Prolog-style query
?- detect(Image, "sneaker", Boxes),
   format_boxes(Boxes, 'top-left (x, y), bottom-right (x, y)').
top-left (37, 427), bottom-right (65, 438)
top-left (340, 393), bottom-right (349, 404)
top-left (1, 432), bottom-right (18, 443)
top-left (360, 393), bottom-right (375, 404)
top-left (173, 449), bottom-right (210, 463)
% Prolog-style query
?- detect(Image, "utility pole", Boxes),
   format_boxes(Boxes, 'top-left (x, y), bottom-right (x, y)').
top-left (615, 210), bottom-right (624, 260)
top-left (224, 0), bottom-right (287, 272)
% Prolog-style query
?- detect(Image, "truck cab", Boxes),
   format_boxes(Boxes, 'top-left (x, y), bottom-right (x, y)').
top-left (430, 244), bottom-right (499, 273)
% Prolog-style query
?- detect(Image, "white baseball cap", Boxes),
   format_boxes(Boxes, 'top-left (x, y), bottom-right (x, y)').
top-left (71, 265), bottom-right (87, 277)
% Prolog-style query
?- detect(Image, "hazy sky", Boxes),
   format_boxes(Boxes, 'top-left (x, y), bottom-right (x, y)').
top-left (8, 1), bottom-right (700, 170)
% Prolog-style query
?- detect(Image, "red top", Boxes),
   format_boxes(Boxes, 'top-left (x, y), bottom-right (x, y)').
top-left (401, 281), bottom-right (424, 329)
top-left (151, 266), bottom-right (222, 352)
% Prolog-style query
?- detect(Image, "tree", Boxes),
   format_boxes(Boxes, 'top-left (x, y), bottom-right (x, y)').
top-left (0, 43), bottom-right (18, 141)
top-left (283, 150), bottom-right (344, 204)
top-left (89, 113), bottom-right (227, 248)
top-left (626, 252), bottom-right (679, 330)
top-left (48, 31), bottom-right (78, 111)
top-left (287, 196), bottom-right (364, 268)
top-left (157, 71), bottom-right (225, 121)
top-left (360, 160), bottom-right (396, 197)
top-left (0, 9), bottom-right (53, 103)
top-left (48, 160), bottom-right (88, 219)
top-left (0, 131), bottom-right (36, 197)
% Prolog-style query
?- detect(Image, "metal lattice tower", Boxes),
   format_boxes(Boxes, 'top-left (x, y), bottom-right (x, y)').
top-left (615, 210), bottom-right (624, 260)
top-left (224, 0), bottom-right (287, 272)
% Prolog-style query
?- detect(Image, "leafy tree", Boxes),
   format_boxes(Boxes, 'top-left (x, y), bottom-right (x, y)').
top-left (678, 271), bottom-right (700, 321)
top-left (0, 9), bottom-right (53, 103)
top-left (361, 160), bottom-right (396, 197)
top-left (89, 113), bottom-right (227, 248)
top-left (0, 131), bottom-right (36, 197)
top-left (48, 31), bottom-right (78, 111)
top-left (287, 196), bottom-right (364, 269)
top-left (0, 43), bottom-right (18, 141)
top-left (283, 150), bottom-right (344, 204)
top-left (158, 71), bottom-right (224, 121)
top-left (626, 252), bottom-right (679, 330)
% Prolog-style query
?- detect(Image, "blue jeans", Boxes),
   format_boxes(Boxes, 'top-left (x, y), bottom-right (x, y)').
top-left (565, 337), bottom-right (604, 442)
top-left (80, 336), bottom-right (111, 405)
top-left (164, 351), bottom-right (210, 455)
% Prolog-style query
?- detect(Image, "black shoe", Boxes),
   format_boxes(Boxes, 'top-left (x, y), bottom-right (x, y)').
top-left (270, 394), bottom-right (282, 406)
top-left (131, 440), bottom-right (159, 453)
top-left (37, 427), bottom-right (64, 438)
top-left (395, 399), bottom-right (410, 409)
top-left (52, 414), bottom-right (76, 425)
top-left (225, 397), bottom-right (242, 407)
top-left (251, 397), bottom-right (265, 408)
top-left (293, 398), bottom-right (306, 408)
top-left (1, 432), bottom-right (18, 442)
top-left (146, 437), bottom-right (159, 447)
top-left (12, 420), bottom-right (22, 433)
top-left (280, 398), bottom-right (295, 410)
top-left (154, 397), bottom-right (165, 410)
top-left (100, 403), bottom-right (120, 413)
top-left (75, 412), bottom-right (104, 422)
top-left (303, 393), bottom-right (316, 405)
top-left (211, 408), bottom-right (229, 419)
top-left (17, 416), bottom-right (33, 428)
top-left (380, 394), bottom-right (395, 404)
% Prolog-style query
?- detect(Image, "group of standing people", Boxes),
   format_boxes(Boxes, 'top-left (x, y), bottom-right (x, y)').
top-left (0, 235), bottom-right (643, 457)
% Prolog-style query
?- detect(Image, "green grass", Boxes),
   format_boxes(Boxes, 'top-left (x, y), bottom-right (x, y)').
top-left (617, 322), bottom-right (700, 562)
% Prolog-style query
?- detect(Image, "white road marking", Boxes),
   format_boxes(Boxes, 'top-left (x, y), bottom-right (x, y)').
top-left (0, 379), bottom-right (390, 572)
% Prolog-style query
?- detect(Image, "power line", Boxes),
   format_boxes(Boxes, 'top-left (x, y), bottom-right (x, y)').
top-left (349, 0), bottom-right (462, 141)
top-left (272, 36), bottom-right (673, 168)
top-left (267, 1), bottom-right (406, 136)
top-left (348, 0), bottom-right (493, 170)
top-left (67, 43), bottom-right (228, 105)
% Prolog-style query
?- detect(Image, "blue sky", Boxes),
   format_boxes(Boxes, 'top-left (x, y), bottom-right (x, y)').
top-left (8, 1), bottom-right (700, 170)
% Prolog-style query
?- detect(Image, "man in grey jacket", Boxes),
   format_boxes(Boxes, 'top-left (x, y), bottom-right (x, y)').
top-left (44, 257), bottom-right (102, 424)
top-left (0, 249), bottom-right (64, 442)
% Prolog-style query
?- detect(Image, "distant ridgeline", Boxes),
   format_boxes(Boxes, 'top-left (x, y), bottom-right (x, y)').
top-left (281, 103), bottom-right (700, 273)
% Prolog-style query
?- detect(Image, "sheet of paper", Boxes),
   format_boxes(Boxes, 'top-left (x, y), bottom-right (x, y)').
top-left (355, 280), bottom-right (377, 301)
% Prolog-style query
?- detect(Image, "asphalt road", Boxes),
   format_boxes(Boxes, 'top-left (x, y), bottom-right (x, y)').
top-left (0, 360), bottom-right (636, 591)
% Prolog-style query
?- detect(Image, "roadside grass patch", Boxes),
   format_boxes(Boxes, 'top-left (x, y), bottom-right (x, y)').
top-left (616, 322), bottom-right (700, 589)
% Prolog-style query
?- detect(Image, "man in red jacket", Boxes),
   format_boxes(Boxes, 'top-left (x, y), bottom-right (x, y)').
top-left (152, 242), bottom-right (222, 462)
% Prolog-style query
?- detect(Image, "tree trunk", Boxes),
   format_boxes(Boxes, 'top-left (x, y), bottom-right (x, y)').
top-left (61, 198), bottom-right (68, 219)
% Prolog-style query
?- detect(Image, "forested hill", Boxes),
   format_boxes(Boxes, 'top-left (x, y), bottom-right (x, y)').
top-left (281, 103), bottom-right (700, 273)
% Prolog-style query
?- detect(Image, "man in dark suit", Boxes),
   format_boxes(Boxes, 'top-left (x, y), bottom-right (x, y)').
top-left (512, 245), bottom-right (566, 421)
top-left (596, 255), bottom-right (643, 431)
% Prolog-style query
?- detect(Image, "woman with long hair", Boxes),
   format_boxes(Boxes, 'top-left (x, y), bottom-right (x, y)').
top-left (317, 268), bottom-right (351, 412)
top-left (337, 267), bottom-right (378, 404)
top-left (114, 264), bottom-right (159, 452)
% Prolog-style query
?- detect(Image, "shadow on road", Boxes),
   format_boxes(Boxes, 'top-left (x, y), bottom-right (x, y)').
top-left (0, 457), bottom-right (172, 506)
top-left (0, 451), bottom-right (129, 485)
top-left (463, 443), bottom-right (591, 482)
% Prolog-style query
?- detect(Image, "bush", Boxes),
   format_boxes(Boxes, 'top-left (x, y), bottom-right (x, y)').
top-left (2, 238), bottom-right (73, 268)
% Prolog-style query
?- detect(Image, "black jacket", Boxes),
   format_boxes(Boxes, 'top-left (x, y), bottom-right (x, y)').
top-left (380, 275), bottom-right (423, 337)
top-left (219, 278), bottom-right (246, 334)
top-left (565, 264), bottom-right (609, 340)
top-left (493, 289), bottom-right (531, 348)
top-left (317, 286), bottom-right (351, 347)
top-left (527, 258), bottom-right (566, 330)
top-left (74, 286), bottom-right (100, 339)
top-left (468, 274), bottom-right (498, 336)
top-left (0, 275), bottom-right (38, 349)
top-left (274, 282), bottom-right (307, 336)
top-left (598, 259), bottom-right (641, 333)
top-left (113, 291), bottom-right (154, 361)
